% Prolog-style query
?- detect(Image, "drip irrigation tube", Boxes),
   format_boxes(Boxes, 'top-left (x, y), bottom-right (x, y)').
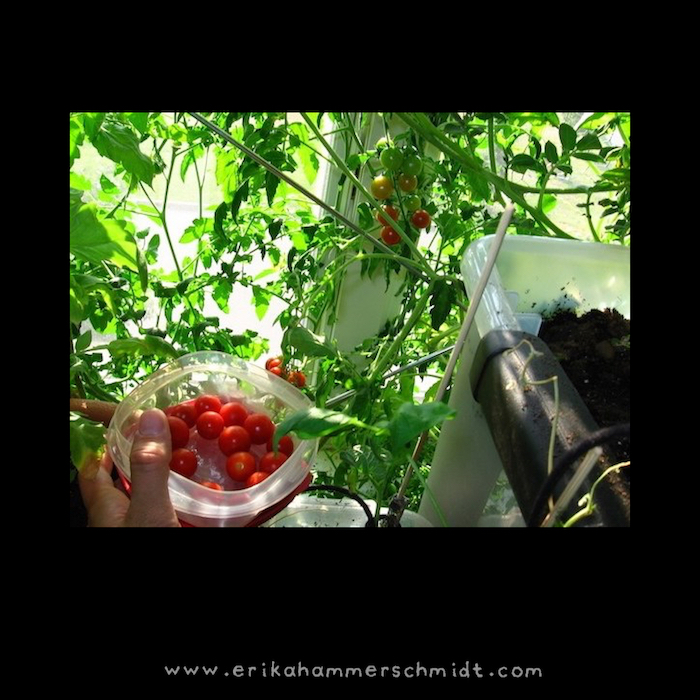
top-left (527, 423), bottom-right (630, 528)
top-left (304, 484), bottom-right (376, 527)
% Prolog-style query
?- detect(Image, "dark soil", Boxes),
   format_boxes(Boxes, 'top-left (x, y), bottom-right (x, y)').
top-left (539, 308), bottom-right (630, 471)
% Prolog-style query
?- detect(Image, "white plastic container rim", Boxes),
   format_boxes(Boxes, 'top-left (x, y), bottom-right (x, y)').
top-left (461, 235), bottom-right (631, 338)
top-left (106, 351), bottom-right (317, 521)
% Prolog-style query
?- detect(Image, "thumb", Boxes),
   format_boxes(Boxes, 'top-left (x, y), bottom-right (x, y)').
top-left (125, 409), bottom-right (180, 527)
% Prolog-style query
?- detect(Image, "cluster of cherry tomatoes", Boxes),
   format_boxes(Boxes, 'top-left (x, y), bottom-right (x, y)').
top-left (369, 144), bottom-right (431, 246)
top-left (265, 356), bottom-right (306, 388)
top-left (163, 394), bottom-right (295, 489)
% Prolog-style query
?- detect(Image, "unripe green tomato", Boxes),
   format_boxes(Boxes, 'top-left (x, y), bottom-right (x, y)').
top-left (380, 147), bottom-right (404, 171)
top-left (402, 153), bottom-right (423, 177)
top-left (404, 194), bottom-right (422, 212)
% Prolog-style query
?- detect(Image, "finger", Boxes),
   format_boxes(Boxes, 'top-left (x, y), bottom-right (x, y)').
top-left (125, 409), bottom-right (180, 527)
top-left (79, 450), bottom-right (131, 527)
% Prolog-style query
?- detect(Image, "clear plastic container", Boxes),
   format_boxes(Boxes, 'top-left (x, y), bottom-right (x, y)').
top-left (262, 495), bottom-right (434, 527)
top-left (106, 351), bottom-right (318, 527)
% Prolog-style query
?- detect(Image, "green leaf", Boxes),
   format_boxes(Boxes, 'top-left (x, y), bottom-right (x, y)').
top-left (357, 202), bottom-right (374, 230)
top-left (231, 180), bottom-right (249, 223)
top-left (70, 117), bottom-right (85, 168)
top-left (430, 280), bottom-right (455, 330)
top-left (509, 154), bottom-right (545, 174)
top-left (571, 152), bottom-right (605, 162)
top-left (265, 170), bottom-right (280, 204)
top-left (136, 245), bottom-right (149, 292)
top-left (559, 123), bottom-right (577, 152)
top-left (465, 169), bottom-right (491, 200)
top-left (70, 201), bottom-right (139, 270)
top-left (284, 326), bottom-right (336, 358)
top-left (107, 336), bottom-right (178, 360)
top-left (69, 172), bottom-right (91, 191)
top-left (92, 121), bottom-right (155, 186)
top-left (388, 401), bottom-right (456, 453)
top-left (70, 413), bottom-right (106, 476)
top-left (273, 406), bottom-right (376, 446)
top-left (252, 286), bottom-right (270, 321)
top-left (142, 334), bottom-right (179, 359)
top-left (124, 112), bottom-right (149, 135)
top-left (100, 174), bottom-right (120, 194)
top-left (70, 288), bottom-right (85, 325)
top-left (544, 141), bottom-right (558, 164)
top-left (268, 219), bottom-right (283, 241)
top-left (576, 133), bottom-right (602, 150)
top-left (542, 194), bottom-right (558, 213)
top-left (212, 279), bottom-right (232, 313)
top-left (75, 330), bottom-right (92, 353)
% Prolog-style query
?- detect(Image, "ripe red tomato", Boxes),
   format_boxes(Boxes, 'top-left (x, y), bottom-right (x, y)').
top-left (170, 448), bottom-right (197, 478)
top-left (398, 174), bottom-right (418, 192)
top-left (245, 471), bottom-right (270, 488)
top-left (195, 394), bottom-right (222, 415)
top-left (226, 451), bottom-right (257, 482)
top-left (410, 209), bottom-right (431, 229)
top-left (196, 411), bottom-right (225, 440)
top-left (269, 365), bottom-right (286, 378)
top-left (266, 434), bottom-right (294, 456)
top-left (287, 370), bottom-right (306, 388)
top-left (166, 402), bottom-right (197, 428)
top-left (244, 413), bottom-right (275, 444)
top-left (370, 175), bottom-right (394, 200)
top-left (265, 356), bottom-right (284, 370)
top-left (219, 402), bottom-right (248, 426)
top-left (381, 226), bottom-right (401, 245)
top-left (376, 204), bottom-right (400, 226)
top-left (167, 416), bottom-right (190, 449)
top-left (199, 481), bottom-right (223, 491)
top-left (259, 451), bottom-right (288, 474)
top-left (218, 425), bottom-right (252, 456)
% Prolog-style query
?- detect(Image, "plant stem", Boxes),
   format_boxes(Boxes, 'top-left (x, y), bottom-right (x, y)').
top-left (584, 189), bottom-right (601, 243)
top-left (367, 283), bottom-right (433, 385)
top-left (561, 461), bottom-right (630, 528)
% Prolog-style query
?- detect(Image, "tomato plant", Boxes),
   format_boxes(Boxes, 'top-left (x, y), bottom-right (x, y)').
top-left (71, 111), bottom-right (630, 526)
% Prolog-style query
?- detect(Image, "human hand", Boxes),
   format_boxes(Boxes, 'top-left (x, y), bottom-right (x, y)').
top-left (79, 408), bottom-right (180, 527)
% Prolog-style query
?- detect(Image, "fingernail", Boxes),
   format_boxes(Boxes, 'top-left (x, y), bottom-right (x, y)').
top-left (138, 409), bottom-right (167, 437)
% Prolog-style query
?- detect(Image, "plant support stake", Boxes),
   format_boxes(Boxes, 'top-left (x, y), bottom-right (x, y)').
top-left (382, 203), bottom-right (515, 526)
top-left (187, 112), bottom-right (431, 283)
